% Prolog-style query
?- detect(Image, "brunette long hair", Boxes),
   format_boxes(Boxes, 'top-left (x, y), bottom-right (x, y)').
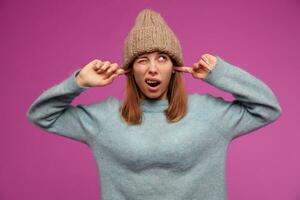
top-left (119, 55), bottom-right (188, 125)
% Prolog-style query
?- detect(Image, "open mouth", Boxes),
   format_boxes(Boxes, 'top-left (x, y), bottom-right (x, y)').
top-left (145, 79), bottom-right (161, 87)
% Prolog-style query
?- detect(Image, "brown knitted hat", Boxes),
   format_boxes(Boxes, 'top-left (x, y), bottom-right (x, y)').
top-left (122, 9), bottom-right (183, 68)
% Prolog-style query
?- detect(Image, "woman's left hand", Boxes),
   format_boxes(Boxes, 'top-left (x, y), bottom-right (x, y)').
top-left (173, 53), bottom-right (217, 80)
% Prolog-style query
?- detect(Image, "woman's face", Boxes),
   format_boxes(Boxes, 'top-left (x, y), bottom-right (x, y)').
top-left (132, 51), bottom-right (174, 100)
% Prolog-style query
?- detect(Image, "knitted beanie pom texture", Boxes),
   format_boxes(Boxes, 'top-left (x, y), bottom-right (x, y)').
top-left (122, 9), bottom-right (183, 68)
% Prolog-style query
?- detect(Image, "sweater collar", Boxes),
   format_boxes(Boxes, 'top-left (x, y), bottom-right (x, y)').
top-left (141, 98), bottom-right (169, 113)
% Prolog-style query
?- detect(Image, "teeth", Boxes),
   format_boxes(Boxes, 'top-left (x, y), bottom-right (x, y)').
top-left (146, 80), bottom-right (158, 83)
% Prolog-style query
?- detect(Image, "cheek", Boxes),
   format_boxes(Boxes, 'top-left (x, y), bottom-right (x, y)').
top-left (133, 69), bottom-right (145, 86)
top-left (162, 68), bottom-right (173, 83)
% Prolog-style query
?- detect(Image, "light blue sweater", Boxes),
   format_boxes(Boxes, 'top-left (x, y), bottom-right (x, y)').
top-left (27, 56), bottom-right (282, 200)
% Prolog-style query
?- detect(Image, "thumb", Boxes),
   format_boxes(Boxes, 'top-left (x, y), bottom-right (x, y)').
top-left (108, 69), bottom-right (130, 83)
top-left (105, 73), bottom-right (119, 84)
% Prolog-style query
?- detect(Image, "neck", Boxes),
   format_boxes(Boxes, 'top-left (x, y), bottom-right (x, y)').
top-left (141, 98), bottom-right (169, 113)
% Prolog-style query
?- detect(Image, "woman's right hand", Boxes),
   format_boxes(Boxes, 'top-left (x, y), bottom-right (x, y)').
top-left (75, 59), bottom-right (130, 87)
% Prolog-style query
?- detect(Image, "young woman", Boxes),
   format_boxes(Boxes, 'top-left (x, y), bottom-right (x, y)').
top-left (27, 9), bottom-right (282, 200)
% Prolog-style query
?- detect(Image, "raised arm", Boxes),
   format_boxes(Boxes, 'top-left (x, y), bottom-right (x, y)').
top-left (175, 54), bottom-right (282, 140)
top-left (27, 59), bottom-right (128, 144)
top-left (203, 56), bottom-right (282, 140)
top-left (26, 70), bottom-right (93, 144)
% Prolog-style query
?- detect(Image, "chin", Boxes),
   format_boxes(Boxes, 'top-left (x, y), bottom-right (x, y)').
top-left (143, 91), bottom-right (166, 100)
top-left (145, 96), bottom-right (161, 100)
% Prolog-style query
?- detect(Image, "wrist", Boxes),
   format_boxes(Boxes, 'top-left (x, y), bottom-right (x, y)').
top-left (75, 71), bottom-right (89, 88)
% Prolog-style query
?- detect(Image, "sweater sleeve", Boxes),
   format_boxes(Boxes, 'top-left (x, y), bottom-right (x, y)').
top-left (26, 69), bottom-right (94, 144)
top-left (202, 56), bottom-right (282, 141)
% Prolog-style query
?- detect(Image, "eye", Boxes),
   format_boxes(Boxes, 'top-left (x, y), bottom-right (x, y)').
top-left (137, 59), bottom-right (147, 63)
top-left (158, 55), bottom-right (168, 62)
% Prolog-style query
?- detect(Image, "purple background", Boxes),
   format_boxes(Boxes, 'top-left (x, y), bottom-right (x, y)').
top-left (1, 0), bottom-right (299, 199)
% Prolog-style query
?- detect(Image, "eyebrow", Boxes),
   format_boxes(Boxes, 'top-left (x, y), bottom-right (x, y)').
top-left (137, 55), bottom-right (148, 59)
top-left (137, 53), bottom-right (168, 59)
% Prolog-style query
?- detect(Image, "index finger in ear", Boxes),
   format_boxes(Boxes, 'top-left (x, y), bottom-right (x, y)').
top-left (124, 68), bottom-right (132, 74)
top-left (116, 68), bottom-right (131, 75)
top-left (173, 66), bottom-right (193, 73)
top-left (122, 68), bottom-right (131, 74)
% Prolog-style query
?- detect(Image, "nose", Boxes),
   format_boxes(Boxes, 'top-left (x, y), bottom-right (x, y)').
top-left (148, 60), bottom-right (158, 75)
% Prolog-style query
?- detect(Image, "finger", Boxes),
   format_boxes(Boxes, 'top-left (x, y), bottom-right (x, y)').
top-left (201, 54), bottom-right (208, 62)
top-left (89, 60), bottom-right (97, 69)
top-left (193, 63), bottom-right (201, 71)
top-left (116, 68), bottom-right (131, 75)
top-left (96, 62), bottom-right (106, 73)
top-left (173, 66), bottom-right (187, 72)
top-left (104, 73), bottom-right (118, 85)
top-left (98, 61), bottom-right (111, 73)
top-left (94, 60), bottom-right (103, 71)
top-left (173, 66), bottom-right (193, 73)
top-left (199, 59), bottom-right (212, 71)
top-left (87, 59), bottom-right (100, 70)
top-left (201, 54), bottom-right (215, 69)
top-left (106, 63), bottom-right (118, 76)
top-left (201, 54), bottom-right (210, 65)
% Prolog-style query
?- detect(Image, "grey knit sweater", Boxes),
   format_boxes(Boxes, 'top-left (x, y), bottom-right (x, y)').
top-left (27, 56), bottom-right (282, 200)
